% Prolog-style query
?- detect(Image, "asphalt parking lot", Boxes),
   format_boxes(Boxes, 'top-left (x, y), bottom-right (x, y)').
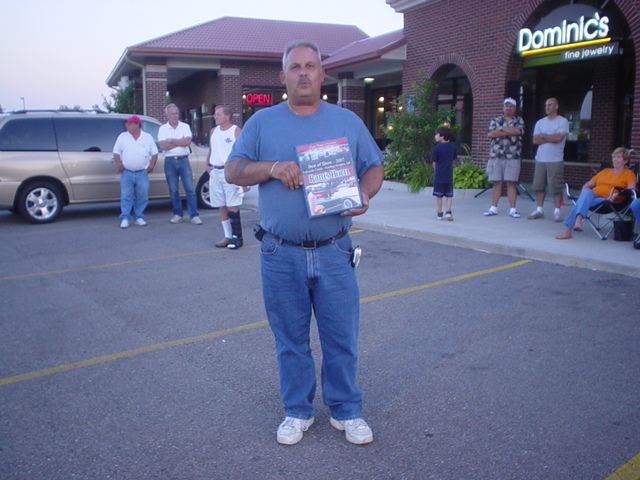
top-left (1, 201), bottom-right (639, 480)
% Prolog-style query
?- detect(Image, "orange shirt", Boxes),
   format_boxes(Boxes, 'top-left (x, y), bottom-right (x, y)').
top-left (591, 168), bottom-right (636, 201)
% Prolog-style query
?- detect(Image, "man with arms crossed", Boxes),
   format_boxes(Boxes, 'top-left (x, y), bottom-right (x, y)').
top-left (483, 98), bottom-right (525, 218)
top-left (158, 104), bottom-right (202, 225)
top-left (528, 97), bottom-right (569, 222)
top-left (226, 40), bottom-right (384, 446)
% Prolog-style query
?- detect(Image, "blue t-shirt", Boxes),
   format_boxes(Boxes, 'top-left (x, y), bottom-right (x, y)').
top-left (228, 101), bottom-right (383, 242)
top-left (431, 142), bottom-right (457, 184)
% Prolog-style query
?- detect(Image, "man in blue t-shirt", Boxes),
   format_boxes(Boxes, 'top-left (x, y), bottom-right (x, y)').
top-left (226, 40), bottom-right (384, 446)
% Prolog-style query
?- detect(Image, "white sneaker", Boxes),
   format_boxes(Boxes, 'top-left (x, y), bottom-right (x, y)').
top-left (330, 417), bottom-right (373, 444)
top-left (554, 211), bottom-right (563, 222)
top-left (277, 417), bottom-right (314, 445)
top-left (120, 219), bottom-right (129, 229)
top-left (483, 209), bottom-right (498, 216)
top-left (169, 215), bottom-right (184, 224)
top-left (509, 210), bottom-right (521, 218)
top-left (190, 216), bottom-right (203, 225)
top-left (134, 218), bottom-right (146, 226)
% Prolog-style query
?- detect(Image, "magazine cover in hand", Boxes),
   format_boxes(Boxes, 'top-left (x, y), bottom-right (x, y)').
top-left (296, 137), bottom-right (362, 218)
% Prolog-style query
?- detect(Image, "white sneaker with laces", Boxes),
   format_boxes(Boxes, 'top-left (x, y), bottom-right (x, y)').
top-left (330, 417), bottom-right (373, 444)
top-left (483, 208), bottom-right (498, 216)
top-left (190, 216), bottom-right (203, 225)
top-left (134, 218), bottom-right (147, 226)
top-left (169, 215), bottom-right (184, 224)
top-left (509, 210), bottom-right (521, 218)
top-left (277, 417), bottom-right (314, 445)
top-left (120, 219), bottom-right (129, 229)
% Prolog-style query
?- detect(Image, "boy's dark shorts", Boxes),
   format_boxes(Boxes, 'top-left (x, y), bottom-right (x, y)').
top-left (433, 182), bottom-right (454, 198)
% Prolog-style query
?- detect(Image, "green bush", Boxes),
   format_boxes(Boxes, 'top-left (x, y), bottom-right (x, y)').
top-left (406, 162), bottom-right (434, 193)
top-left (453, 160), bottom-right (489, 189)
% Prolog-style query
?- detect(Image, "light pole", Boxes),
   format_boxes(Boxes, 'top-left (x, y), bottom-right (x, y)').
top-left (20, 97), bottom-right (25, 110)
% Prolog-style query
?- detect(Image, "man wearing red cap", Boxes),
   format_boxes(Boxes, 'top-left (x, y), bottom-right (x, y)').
top-left (113, 115), bottom-right (158, 228)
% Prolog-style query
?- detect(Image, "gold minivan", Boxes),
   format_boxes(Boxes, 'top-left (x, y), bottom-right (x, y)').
top-left (0, 111), bottom-right (213, 223)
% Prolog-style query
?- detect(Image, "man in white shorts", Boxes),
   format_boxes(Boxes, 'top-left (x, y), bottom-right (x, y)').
top-left (484, 98), bottom-right (525, 218)
top-left (206, 106), bottom-right (243, 249)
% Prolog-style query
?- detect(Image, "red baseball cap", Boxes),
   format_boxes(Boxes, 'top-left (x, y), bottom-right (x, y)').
top-left (124, 115), bottom-right (142, 124)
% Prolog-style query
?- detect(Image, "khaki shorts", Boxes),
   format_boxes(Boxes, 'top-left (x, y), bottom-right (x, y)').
top-left (532, 161), bottom-right (564, 193)
top-left (486, 158), bottom-right (521, 182)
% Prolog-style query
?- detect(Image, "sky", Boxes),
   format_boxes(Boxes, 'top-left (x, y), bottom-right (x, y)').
top-left (0, 0), bottom-right (403, 112)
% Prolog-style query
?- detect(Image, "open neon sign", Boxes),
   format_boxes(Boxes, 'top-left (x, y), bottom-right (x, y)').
top-left (245, 93), bottom-right (272, 105)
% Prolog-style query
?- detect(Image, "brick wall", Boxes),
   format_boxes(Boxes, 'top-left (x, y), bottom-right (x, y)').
top-left (145, 58), bottom-right (167, 123)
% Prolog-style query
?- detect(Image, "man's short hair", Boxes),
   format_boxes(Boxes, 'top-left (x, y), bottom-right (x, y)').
top-left (216, 105), bottom-right (232, 117)
top-left (165, 103), bottom-right (179, 115)
top-left (435, 126), bottom-right (453, 141)
top-left (282, 40), bottom-right (322, 70)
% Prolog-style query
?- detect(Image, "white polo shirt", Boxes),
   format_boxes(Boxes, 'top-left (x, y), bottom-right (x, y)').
top-left (158, 121), bottom-right (192, 157)
top-left (112, 131), bottom-right (158, 171)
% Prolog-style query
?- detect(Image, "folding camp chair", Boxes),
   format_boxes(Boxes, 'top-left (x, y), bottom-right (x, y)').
top-left (564, 183), bottom-right (636, 240)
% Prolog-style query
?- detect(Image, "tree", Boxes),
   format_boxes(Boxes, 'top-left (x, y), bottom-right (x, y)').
top-left (102, 82), bottom-right (140, 114)
top-left (383, 75), bottom-right (458, 192)
top-left (59, 105), bottom-right (82, 111)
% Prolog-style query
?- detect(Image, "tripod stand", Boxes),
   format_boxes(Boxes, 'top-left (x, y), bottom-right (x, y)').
top-left (474, 182), bottom-right (535, 201)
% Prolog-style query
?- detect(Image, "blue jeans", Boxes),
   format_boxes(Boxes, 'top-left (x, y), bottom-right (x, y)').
top-left (564, 188), bottom-right (606, 228)
top-left (260, 233), bottom-right (362, 421)
top-left (164, 157), bottom-right (198, 218)
top-left (120, 169), bottom-right (149, 220)
top-left (630, 198), bottom-right (640, 224)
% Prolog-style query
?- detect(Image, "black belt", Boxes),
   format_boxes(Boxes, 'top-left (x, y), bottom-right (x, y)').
top-left (209, 164), bottom-right (225, 169)
top-left (253, 224), bottom-right (348, 249)
top-left (165, 155), bottom-right (188, 160)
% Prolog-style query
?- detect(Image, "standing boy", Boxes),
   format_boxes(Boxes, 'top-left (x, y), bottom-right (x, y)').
top-left (431, 126), bottom-right (457, 220)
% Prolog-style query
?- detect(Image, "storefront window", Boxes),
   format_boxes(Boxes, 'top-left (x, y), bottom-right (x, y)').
top-left (436, 68), bottom-right (472, 154)
top-left (369, 88), bottom-right (399, 149)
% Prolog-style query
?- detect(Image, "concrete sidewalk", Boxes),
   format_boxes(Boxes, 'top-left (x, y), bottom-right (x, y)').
top-left (243, 181), bottom-right (640, 278)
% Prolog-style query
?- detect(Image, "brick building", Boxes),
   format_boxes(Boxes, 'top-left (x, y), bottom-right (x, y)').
top-left (388, 0), bottom-right (640, 185)
top-left (106, 17), bottom-right (405, 147)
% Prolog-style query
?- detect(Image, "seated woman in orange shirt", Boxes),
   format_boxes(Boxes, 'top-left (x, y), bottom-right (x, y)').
top-left (556, 147), bottom-right (637, 239)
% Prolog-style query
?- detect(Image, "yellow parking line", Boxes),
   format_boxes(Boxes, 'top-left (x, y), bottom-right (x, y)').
top-left (0, 245), bottom-right (257, 282)
top-left (361, 259), bottom-right (531, 303)
top-left (605, 452), bottom-right (640, 480)
top-left (0, 258), bottom-right (529, 386)
top-left (0, 321), bottom-right (268, 386)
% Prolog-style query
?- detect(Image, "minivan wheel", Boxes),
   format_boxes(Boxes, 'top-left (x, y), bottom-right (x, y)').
top-left (196, 173), bottom-right (215, 209)
top-left (17, 182), bottom-right (63, 224)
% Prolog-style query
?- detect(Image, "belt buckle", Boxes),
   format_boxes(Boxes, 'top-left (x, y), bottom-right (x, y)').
top-left (301, 240), bottom-right (318, 249)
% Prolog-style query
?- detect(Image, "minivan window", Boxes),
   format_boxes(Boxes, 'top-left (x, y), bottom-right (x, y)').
top-left (0, 117), bottom-right (57, 151)
top-left (142, 121), bottom-right (160, 142)
top-left (54, 117), bottom-right (125, 152)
